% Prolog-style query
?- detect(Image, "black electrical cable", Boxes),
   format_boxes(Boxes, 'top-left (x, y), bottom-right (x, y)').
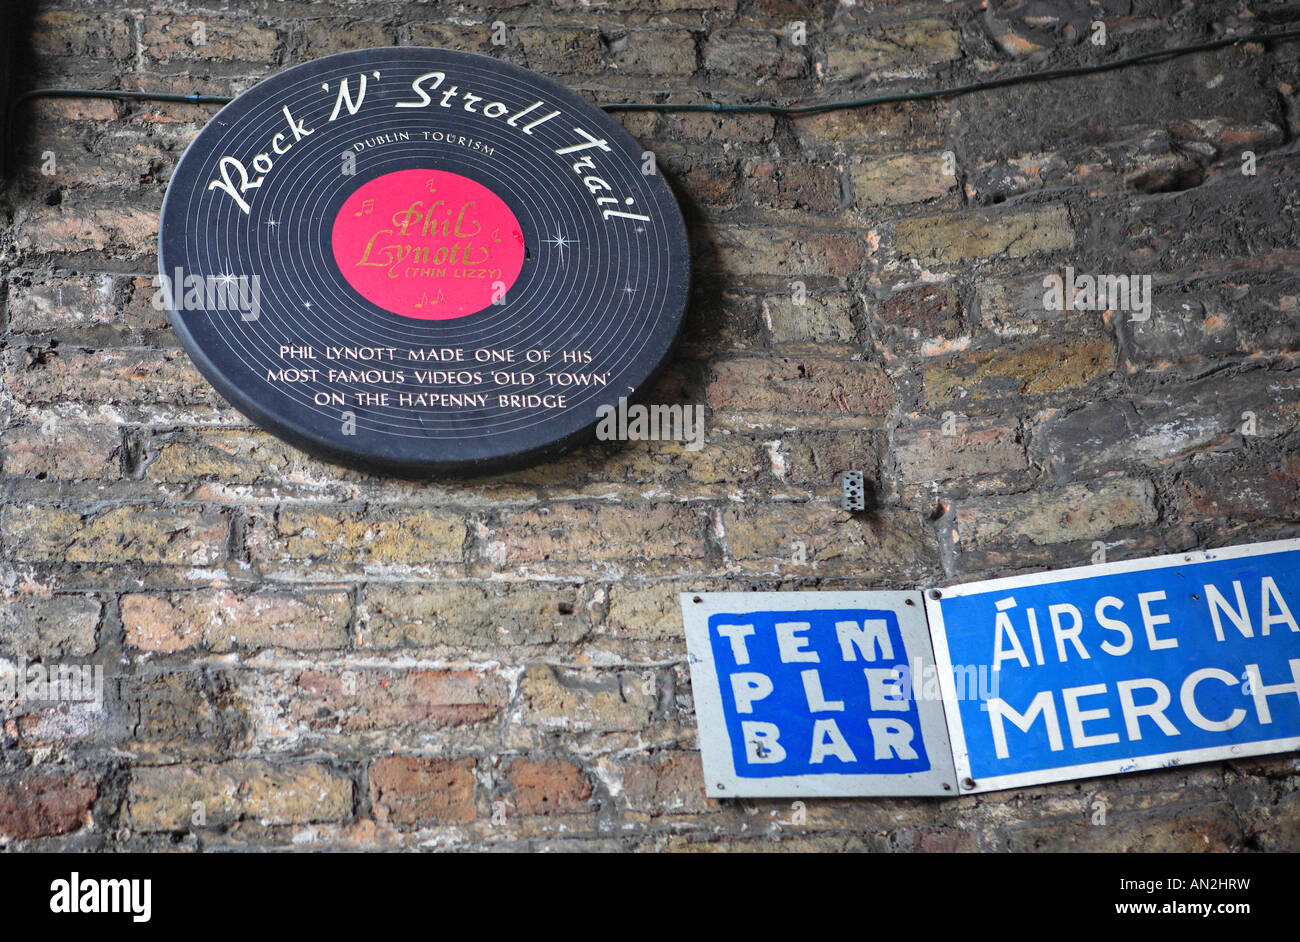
top-left (1, 90), bottom-right (233, 179)
top-left (9, 27), bottom-right (1300, 118)
top-left (602, 27), bottom-right (1300, 114)
top-left (12, 89), bottom-right (233, 107)
top-left (4, 26), bottom-right (1300, 178)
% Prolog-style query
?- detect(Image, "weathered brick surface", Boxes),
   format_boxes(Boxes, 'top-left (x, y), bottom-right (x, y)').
top-left (363, 582), bottom-right (589, 649)
top-left (924, 335), bottom-right (1115, 408)
top-left (852, 152), bottom-right (956, 208)
top-left (500, 757), bottom-right (594, 815)
top-left (2, 0), bottom-right (1296, 853)
top-left (1, 423), bottom-right (122, 479)
top-left (122, 588), bottom-right (351, 652)
top-left (248, 506), bottom-right (467, 568)
top-left (518, 664), bottom-right (657, 733)
top-left (891, 416), bottom-right (1030, 503)
top-left (607, 30), bottom-right (697, 77)
top-left (4, 347), bottom-right (220, 408)
top-left (4, 504), bottom-right (228, 565)
top-left (895, 206), bottom-right (1075, 264)
top-left (871, 282), bottom-right (963, 360)
top-left (620, 751), bottom-right (709, 816)
top-left (708, 357), bottom-right (895, 426)
top-left (290, 668), bottom-right (508, 731)
top-left (12, 194), bottom-right (158, 255)
top-left (824, 19), bottom-right (962, 79)
top-left (8, 272), bottom-right (119, 331)
top-left (369, 756), bottom-right (477, 825)
top-left (762, 292), bottom-right (857, 349)
top-left (127, 761), bottom-right (351, 831)
top-left (1037, 372), bottom-right (1300, 477)
top-left (141, 15), bottom-right (282, 66)
top-left (704, 30), bottom-right (806, 83)
top-left (0, 771), bottom-right (98, 840)
top-left (795, 103), bottom-right (945, 153)
top-left (699, 226), bottom-right (869, 279)
top-left (124, 671), bottom-right (251, 761)
top-left (952, 476), bottom-right (1159, 550)
top-left (748, 158), bottom-right (841, 212)
top-left (483, 505), bottom-right (707, 572)
top-left (0, 592), bottom-right (100, 658)
top-left (722, 503), bottom-right (939, 579)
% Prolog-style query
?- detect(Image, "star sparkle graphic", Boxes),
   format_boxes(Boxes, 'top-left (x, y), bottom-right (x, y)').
top-left (542, 232), bottom-right (578, 261)
top-left (213, 269), bottom-right (240, 290)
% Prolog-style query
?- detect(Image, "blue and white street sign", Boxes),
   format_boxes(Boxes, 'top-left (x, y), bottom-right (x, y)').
top-left (927, 540), bottom-right (1300, 793)
top-left (682, 591), bottom-right (958, 797)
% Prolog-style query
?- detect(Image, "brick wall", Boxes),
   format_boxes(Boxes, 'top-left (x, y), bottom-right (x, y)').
top-left (1, 0), bottom-right (1297, 851)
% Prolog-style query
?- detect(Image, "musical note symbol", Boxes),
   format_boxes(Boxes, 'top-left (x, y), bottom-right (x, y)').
top-left (425, 179), bottom-right (439, 193)
top-left (354, 199), bottom-right (374, 216)
top-left (415, 291), bottom-right (445, 309)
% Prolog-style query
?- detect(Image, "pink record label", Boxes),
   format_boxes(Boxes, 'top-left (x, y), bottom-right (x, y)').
top-left (332, 168), bottom-right (525, 320)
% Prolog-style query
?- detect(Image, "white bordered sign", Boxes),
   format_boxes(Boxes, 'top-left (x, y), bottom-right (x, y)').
top-left (926, 539), bottom-right (1300, 794)
top-left (681, 591), bottom-right (958, 797)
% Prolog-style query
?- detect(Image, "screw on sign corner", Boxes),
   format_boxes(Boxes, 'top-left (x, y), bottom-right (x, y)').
top-left (841, 470), bottom-right (866, 512)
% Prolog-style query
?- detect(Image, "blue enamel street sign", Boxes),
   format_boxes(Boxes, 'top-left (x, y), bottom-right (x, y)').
top-left (681, 591), bottom-right (958, 797)
top-left (927, 539), bottom-right (1300, 793)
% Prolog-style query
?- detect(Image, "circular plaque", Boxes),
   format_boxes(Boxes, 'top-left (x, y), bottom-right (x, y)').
top-left (160, 47), bottom-right (691, 475)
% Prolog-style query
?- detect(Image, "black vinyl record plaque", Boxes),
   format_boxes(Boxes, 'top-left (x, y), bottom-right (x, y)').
top-left (160, 47), bottom-right (690, 475)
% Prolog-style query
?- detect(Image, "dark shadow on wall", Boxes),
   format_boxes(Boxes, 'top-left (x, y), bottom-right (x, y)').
top-left (439, 152), bottom-right (716, 487)
top-left (1, 0), bottom-right (41, 190)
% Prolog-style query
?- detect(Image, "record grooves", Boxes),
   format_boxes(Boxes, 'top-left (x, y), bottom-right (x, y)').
top-left (159, 47), bottom-right (691, 475)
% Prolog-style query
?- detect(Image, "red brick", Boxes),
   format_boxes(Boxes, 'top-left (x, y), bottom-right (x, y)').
top-left (0, 771), bottom-right (97, 840)
top-left (13, 198), bottom-right (158, 255)
top-left (4, 348), bottom-right (218, 408)
top-left (1, 424), bottom-right (121, 480)
top-left (748, 160), bottom-right (842, 212)
top-left (31, 12), bottom-right (132, 61)
top-left (501, 758), bottom-right (593, 815)
top-left (874, 283), bottom-right (962, 357)
top-left (621, 752), bottom-right (708, 815)
top-left (141, 15), bottom-right (281, 64)
top-left (292, 669), bottom-right (507, 730)
top-left (122, 589), bottom-right (351, 652)
top-left (369, 756), bottom-right (477, 825)
top-left (709, 358), bottom-right (895, 423)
